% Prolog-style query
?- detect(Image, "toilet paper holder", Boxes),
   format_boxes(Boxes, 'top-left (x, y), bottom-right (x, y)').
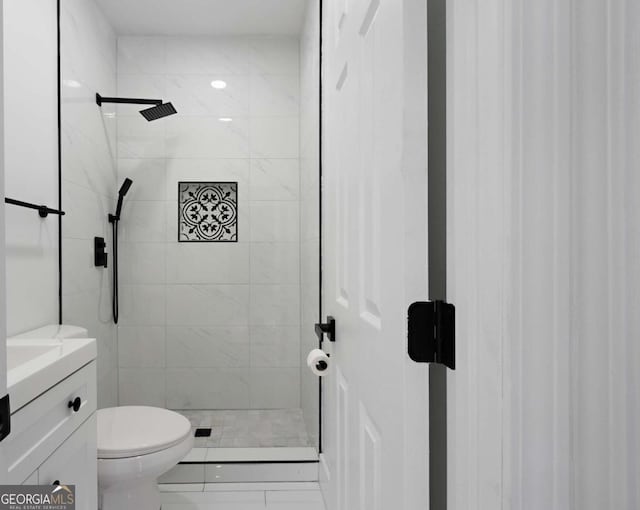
top-left (314, 316), bottom-right (336, 342)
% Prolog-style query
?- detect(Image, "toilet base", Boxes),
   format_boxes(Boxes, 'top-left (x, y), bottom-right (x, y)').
top-left (100, 478), bottom-right (160, 510)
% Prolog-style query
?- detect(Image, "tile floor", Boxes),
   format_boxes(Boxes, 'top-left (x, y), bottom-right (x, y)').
top-left (176, 409), bottom-right (312, 448)
top-left (160, 483), bottom-right (326, 509)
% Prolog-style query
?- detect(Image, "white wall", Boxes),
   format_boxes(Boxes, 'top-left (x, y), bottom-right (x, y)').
top-left (3, 0), bottom-right (59, 336)
top-left (115, 35), bottom-right (303, 410)
top-left (60, 0), bottom-right (119, 408)
top-left (299, 0), bottom-right (320, 449)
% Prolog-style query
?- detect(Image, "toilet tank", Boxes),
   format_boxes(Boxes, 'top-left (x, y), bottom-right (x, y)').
top-left (10, 324), bottom-right (89, 340)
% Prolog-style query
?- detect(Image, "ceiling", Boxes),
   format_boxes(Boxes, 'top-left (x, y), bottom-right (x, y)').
top-left (94, 0), bottom-right (308, 36)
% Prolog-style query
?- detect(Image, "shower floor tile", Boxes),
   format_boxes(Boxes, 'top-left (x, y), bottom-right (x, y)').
top-left (175, 409), bottom-right (312, 448)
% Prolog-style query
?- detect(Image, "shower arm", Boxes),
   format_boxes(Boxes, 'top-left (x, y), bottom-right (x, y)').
top-left (96, 93), bottom-right (162, 107)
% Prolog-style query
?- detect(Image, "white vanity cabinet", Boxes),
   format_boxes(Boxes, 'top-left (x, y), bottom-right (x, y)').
top-left (38, 414), bottom-right (97, 507)
top-left (0, 360), bottom-right (97, 509)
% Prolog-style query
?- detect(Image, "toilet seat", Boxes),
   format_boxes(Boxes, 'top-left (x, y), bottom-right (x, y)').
top-left (97, 406), bottom-right (191, 459)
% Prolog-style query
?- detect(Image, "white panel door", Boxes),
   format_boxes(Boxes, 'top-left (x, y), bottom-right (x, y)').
top-left (321, 0), bottom-right (430, 509)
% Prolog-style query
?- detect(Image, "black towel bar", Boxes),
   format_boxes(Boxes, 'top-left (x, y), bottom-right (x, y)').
top-left (4, 197), bottom-right (65, 218)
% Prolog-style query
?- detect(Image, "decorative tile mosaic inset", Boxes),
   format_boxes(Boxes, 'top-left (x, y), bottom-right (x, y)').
top-left (178, 182), bottom-right (238, 242)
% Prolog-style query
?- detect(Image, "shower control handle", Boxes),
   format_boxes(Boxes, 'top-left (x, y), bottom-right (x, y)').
top-left (94, 237), bottom-right (108, 268)
top-left (68, 397), bottom-right (81, 413)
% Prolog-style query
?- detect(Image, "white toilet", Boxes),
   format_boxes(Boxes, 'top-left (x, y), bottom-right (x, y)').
top-left (97, 406), bottom-right (193, 510)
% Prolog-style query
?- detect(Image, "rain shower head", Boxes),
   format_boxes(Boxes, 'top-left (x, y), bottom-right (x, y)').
top-left (96, 93), bottom-right (178, 122)
top-left (140, 102), bottom-right (177, 122)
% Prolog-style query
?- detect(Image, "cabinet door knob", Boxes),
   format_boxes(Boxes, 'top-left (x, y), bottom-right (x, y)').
top-left (67, 397), bottom-right (81, 413)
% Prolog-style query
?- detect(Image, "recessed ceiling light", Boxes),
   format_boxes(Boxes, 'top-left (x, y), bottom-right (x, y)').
top-left (63, 79), bottom-right (82, 88)
top-left (211, 80), bottom-right (227, 89)
top-left (219, 117), bottom-right (233, 122)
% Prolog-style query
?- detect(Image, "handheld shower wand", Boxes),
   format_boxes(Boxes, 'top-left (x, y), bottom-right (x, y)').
top-left (109, 178), bottom-right (133, 323)
top-left (110, 178), bottom-right (133, 222)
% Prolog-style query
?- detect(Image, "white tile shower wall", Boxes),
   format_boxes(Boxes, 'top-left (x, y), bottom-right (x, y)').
top-left (60, 0), bottom-right (119, 407)
top-left (3, 0), bottom-right (59, 335)
top-left (116, 36), bottom-right (301, 409)
top-left (299, 1), bottom-right (321, 448)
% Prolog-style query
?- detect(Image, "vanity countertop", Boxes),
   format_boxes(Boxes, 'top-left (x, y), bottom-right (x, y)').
top-left (6, 336), bottom-right (96, 412)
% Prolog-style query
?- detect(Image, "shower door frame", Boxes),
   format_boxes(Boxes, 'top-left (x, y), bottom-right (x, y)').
top-left (318, 0), bottom-right (325, 455)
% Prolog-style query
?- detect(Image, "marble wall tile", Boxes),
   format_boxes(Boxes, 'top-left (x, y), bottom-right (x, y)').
top-left (119, 200), bottom-right (167, 243)
top-left (166, 326), bottom-right (250, 368)
top-left (250, 74), bottom-right (299, 116)
top-left (119, 368), bottom-right (166, 407)
top-left (60, 0), bottom-right (119, 410)
top-left (166, 368), bottom-right (250, 409)
top-left (119, 242), bottom-right (166, 284)
top-left (164, 158), bottom-right (250, 200)
top-left (165, 36), bottom-right (250, 75)
top-left (62, 181), bottom-right (111, 240)
top-left (117, 73), bottom-right (166, 113)
top-left (118, 36), bottom-right (166, 74)
top-left (166, 243), bottom-right (250, 284)
top-left (165, 284), bottom-right (250, 326)
top-left (250, 202), bottom-right (300, 242)
top-left (117, 115), bottom-right (166, 158)
top-left (249, 37), bottom-right (299, 76)
top-left (250, 159), bottom-right (300, 201)
top-left (62, 0), bottom-right (116, 90)
top-left (118, 326), bottom-right (166, 368)
top-left (300, 240), bottom-right (320, 285)
top-left (61, 118), bottom-right (118, 194)
top-left (98, 371), bottom-right (118, 410)
top-left (298, 3), bottom-right (321, 448)
top-left (250, 326), bottom-right (300, 368)
top-left (166, 74), bottom-right (249, 117)
top-left (165, 116), bottom-right (250, 158)
top-left (116, 73), bottom-right (166, 117)
top-left (250, 285), bottom-right (301, 326)
top-left (249, 368), bottom-right (301, 409)
top-left (62, 238), bottom-right (103, 294)
top-left (250, 117), bottom-right (299, 158)
top-left (250, 243), bottom-right (300, 284)
top-left (115, 35), bottom-right (309, 414)
top-left (118, 284), bottom-right (166, 326)
top-left (117, 159), bottom-right (167, 201)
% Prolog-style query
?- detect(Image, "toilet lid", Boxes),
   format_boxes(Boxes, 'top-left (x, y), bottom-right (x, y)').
top-left (97, 406), bottom-right (191, 459)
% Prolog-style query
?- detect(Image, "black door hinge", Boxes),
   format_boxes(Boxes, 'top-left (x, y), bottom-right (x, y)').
top-left (315, 316), bottom-right (336, 343)
top-left (408, 301), bottom-right (455, 369)
top-left (0, 394), bottom-right (11, 442)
